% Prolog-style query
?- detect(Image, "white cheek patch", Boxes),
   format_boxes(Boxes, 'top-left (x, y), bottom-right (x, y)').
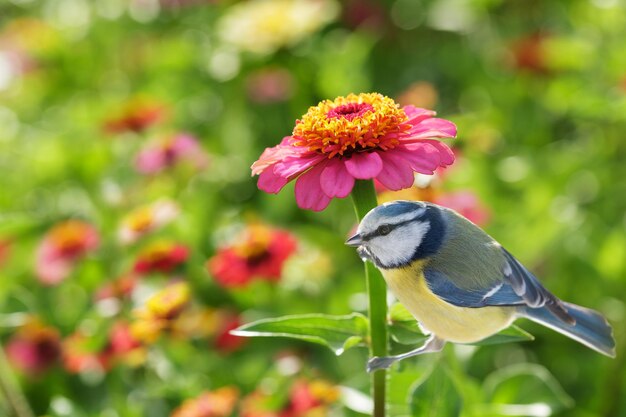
top-left (370, 221), bottom-right (430, 267)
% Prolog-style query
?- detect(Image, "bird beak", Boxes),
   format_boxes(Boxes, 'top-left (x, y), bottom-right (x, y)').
top-left (345, 233), bottom-right (364, 247)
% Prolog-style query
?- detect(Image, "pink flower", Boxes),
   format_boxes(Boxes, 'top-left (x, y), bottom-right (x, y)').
top-left (5, 319), bottom-right (61, 376)
top-left (246, 67), bottom-right (294, 104)
top-left (35, 220), bottom-right (99, 285)
top-left (134, 133), bottom-right (209, 174)
top-left (434, 190), bottom-right (491, 226)
top-left (251, 93), bottom-right (456, 211)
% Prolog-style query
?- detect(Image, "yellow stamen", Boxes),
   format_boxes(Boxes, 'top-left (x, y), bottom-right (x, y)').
top-left (292, 93), bottom-right (410, 157)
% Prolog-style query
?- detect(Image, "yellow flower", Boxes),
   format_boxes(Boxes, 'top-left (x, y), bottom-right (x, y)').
top-left (217, 0), bottom-right (339, 55)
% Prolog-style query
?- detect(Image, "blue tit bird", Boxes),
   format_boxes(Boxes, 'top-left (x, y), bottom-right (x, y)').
top-left (346, 200), bottom-right (615, 372)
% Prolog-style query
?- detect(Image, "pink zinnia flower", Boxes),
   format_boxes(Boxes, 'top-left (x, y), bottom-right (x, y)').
top-left (134, 133), bottom-right (209, 175)
top-left (251, 92), bottom-right (456, 211)
top-left (246, 67), bottom-right (294, 104)
top-left (35, 220), bottom-right (99, 285)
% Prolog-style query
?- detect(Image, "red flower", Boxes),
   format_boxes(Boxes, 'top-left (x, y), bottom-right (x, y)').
top-left (133, 240), bottom-right (189, 275)
top-left (510, 33), bottom-right (550, 74)
top-left (35, 220), bottom-right (99, 285)
top-left (0, 238), bottom-right (11, 269)
top-left (100, 321), bottom-right (146, 368)
top-left (103, 100), bottom-right (165, 134)
top-left (5, 319), bottom-right (61, 376)
top-left (251, 93), bottom-right (456, 211)
top-left (206, 224), bottom-right (297, 288)
top-left (281, 379), bottom-right (339, 417)
top-left (214, 313), bottom-right (247, 353)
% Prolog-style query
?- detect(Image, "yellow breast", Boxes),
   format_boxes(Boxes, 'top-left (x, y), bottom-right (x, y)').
top-left (382, 261), bottom-right (516, 343)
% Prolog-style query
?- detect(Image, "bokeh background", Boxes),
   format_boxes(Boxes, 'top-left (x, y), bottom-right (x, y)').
top-left (1, 0), bottom-right (625, 416)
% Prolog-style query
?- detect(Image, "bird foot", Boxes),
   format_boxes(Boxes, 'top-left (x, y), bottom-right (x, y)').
top-left (367, 356), bottom-right (396, 372)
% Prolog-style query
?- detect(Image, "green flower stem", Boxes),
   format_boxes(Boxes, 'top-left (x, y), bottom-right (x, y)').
top-left (0, 345), bottom-right (34, 417)
top-left (351, 179), bottom-right (388, 417)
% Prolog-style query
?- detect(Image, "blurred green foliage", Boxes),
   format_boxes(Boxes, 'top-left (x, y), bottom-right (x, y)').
top-left (0, 0), bottom-right (625, 416)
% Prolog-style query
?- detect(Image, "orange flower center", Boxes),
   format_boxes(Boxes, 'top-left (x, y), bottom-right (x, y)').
top-left (291, 93), bottom-right (410, 158)
top-left (49, 221), bottom-right (90, 255)
top-left (233, 225), bottom-right (272, 261)
top-left (126, 208), bottom-right (155, 233)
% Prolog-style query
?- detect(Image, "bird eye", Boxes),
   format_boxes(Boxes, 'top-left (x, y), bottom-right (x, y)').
top-left (378, 225), bottom-right (391, 236)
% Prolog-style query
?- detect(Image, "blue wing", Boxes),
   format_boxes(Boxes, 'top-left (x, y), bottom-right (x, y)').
top-left (424, 247), bottom-right (574, 324)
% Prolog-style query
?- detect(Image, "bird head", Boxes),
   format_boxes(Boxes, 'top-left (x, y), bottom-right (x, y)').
top-left (346, 200), bottom-right (445, 269)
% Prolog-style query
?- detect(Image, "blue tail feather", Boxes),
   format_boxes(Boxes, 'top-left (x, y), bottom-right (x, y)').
top-left (522, 302), bottom-right (616, 358)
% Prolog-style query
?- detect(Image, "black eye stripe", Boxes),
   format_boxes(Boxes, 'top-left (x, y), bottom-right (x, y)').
top-left (362, 215), bottom-right (423, 240)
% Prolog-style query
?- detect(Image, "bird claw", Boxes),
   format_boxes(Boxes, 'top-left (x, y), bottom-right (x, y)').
top-left (367, 356), bottom-right (395, 372)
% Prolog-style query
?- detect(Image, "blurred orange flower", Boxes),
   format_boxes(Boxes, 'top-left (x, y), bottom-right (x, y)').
top-left (396, 81), bottom-right (439, 110)
top-left (95, 273), bottom-right (139, 301)
top-left (35, 220), bottom-right (99, 285)
top-left (103, 99), bottom-right (166, 134)
top-left (171, 386), bottom-right (239, 417)
top-left (133, 240), bottom-right (189, 275)
top-left (5, 318), bottom-right (61, 376)
top-left (119, 199), bottom-right (179, 244)
top-left (62, 332), bottom-right (107, 374)
top-left (509, 32), bottom-right (551, 74)
top-left (206, 224), bottom-right (297, 288)
top-left (131, 282), bottom-right (191, 343)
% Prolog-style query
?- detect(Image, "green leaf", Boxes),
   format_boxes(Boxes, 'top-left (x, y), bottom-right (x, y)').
top-left (411, 363), bottom-right (462, 417)
top-left (231, 313), bottom-right (369, 355)
top-left (483, 363), bottom-right (574, 414)
top-left (467, 325), bottom-right (534, 346)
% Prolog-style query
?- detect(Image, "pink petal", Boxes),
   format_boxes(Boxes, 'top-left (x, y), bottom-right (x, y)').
top-left (344, 152), bottom-right (383, 179)
top-left (294, 163), bottom-right (332, 211)
top-left (35, 241), bottom-right (73, 285)
top-left (400, 143), bottom-right (441, 174)
top-left (273, 154), bottom-right (326, 178)
top-left (376, 152), bottom-right (415, 191)
top-left (258, 168), bottom-right (289, 193)
top-left (251, 139), bottom-right (295, 175)
top-left (135, 149), bottom-right (166, 174)
top-left (407, 118), bottom-right (457, 139)
top-left (403, 105), bottom-right (437, 125)
top-left (421, 139), bottom-right (455, 166)
top-left (320, 160), bottom-right (355, 198)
